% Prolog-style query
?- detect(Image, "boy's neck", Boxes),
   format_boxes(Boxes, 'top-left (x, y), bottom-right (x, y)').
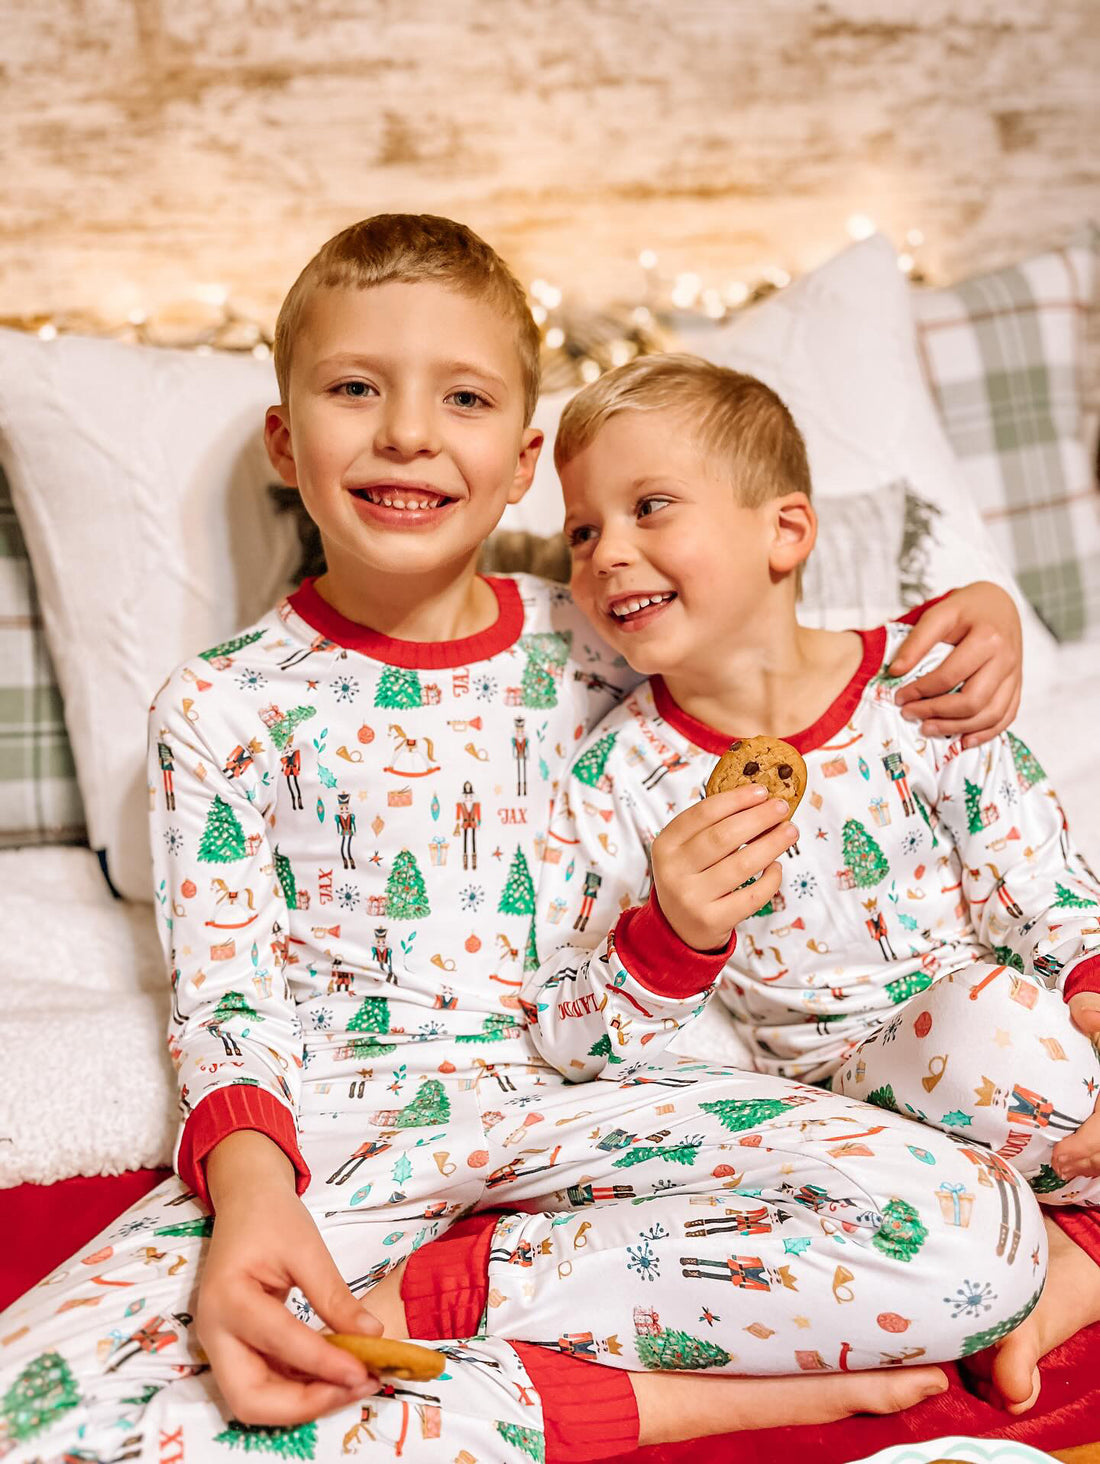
top-left (661, 615), bottom-right (865, 742)
top-left (315, 547), bottom-right (498, 644)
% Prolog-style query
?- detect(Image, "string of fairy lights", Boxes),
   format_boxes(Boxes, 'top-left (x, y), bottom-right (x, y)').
top-left (1, 215), bottom-right (927, 389)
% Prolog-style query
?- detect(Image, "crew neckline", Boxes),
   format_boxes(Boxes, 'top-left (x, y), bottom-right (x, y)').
top-left (650, 626), bottom-right (887, 755)
top-left (287, 574), bottom-right (525, 669)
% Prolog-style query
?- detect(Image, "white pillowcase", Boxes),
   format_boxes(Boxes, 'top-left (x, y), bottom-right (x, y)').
top-left (507, 237), bottom-right (1056, 667)
top-left (0, 330), bottom-right (300, 901)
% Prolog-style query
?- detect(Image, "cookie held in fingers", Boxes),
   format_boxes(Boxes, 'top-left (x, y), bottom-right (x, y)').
top-left (705, 736), bottom-right (807, 815)
top-left (326, 1333), bottom-right (446, 1380)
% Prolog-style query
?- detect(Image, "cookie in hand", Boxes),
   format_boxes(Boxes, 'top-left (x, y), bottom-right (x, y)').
top-left (705, 735), bottom-right (807, 815)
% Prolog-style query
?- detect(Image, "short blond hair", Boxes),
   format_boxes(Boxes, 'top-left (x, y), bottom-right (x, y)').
top-left (274, 214), bottom-right (541, 422)
top-left (555, 354), bottom-right (812, 507)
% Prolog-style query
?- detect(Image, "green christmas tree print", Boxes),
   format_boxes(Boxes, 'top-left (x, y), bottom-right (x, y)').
top-left (523, 918), bottom-right (539, 973)
top-left (572, 731), bottom-right (617, 788)
top-left (199, 630), bottom-right (265, 663)
top-left (913, 793), bottom-right (939, 847)
top-left (455, 1013), bottom-right (521, 1044)
top-left (155, 1216), bottom-right (215, 1238)
top-left (268, 706), bottom-right (316, 752)
top-left (866, 1084), bottom-right (900, 1113)
top-left (961, 1287), bottom-right (1042, 1357)
top-left (1054, 882), bottom-right (1096, 909)
top-left (872, 1197), bottom-right (928, 1263)
top-left (1, 1351), bottom-right (80, 1446)
top-left (1030, 1163), bottom-right (1070, 1195)
top-left (214, 1420), bottom-right (317, 1457)
top-left (519, 631), bottom-right (572, 709)
top-left (964, 778), bottom-right (985, 835)
top-left (498, 847), bottom-right (536, 916)
top-left (588, 1033), bottom-right (624, 1065)
top-left (885, 969), bottom-right (933, 1005)
top-left (1008, 731), bottom-right (1045, 792)
top-left (374, 666), bottom-right (422, 710)
top-left (212, 991), bottom-right (260, 1025)
top-left (841, 819), bottom-right (889, 888)
top-left (198, 795), bottom-right (248, 864)
top-left (635, 1322), bottom-right (731, 1371)
top-left (699, 1097), bottom-right (795, 1132)
top-left (274, 847), bottom-right (297, 911)
top-left (993, 945), bottom-right (1025, 973)
top-left (347, 996), bottom-right (396, 1057)
top-left (386, 849), bottom-right (430, 919)
top-left (392, 1078), bottom-right (451, 1128)
top-left (613, 1141), bottom-right (700, 1169)
top-left (494, 1420), bottom-right (546, 1463)
top-left (750, 894), bottom-right (776, 919)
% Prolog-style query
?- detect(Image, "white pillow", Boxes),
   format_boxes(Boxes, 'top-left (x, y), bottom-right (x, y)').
top-left (508, 238), bottom-right (1056, 673)
top-left (0, 330), bottom-right (300, 902)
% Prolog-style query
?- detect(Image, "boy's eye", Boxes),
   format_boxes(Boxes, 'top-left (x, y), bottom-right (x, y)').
top-left (335, 381), bottom-right (376, 398)
top-left (447, 389), bottom-right (490, 410)
top-left (567, 525), bottom-right (597, 548)
top-left (637, 495), bottom-right (671, 519)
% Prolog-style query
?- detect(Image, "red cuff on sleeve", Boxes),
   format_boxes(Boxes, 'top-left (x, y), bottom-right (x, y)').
top-left (177, 1087), bottom-right (311, 1210)
top-left (614, 892), bottom-right (734, 998)
top-left (511, 1342), bottom-right (639, 1463)
top-left (897, 592), bottom-right (950, 627)
top-left (399, 1212), bottom-right (498, 1339)
top-left (1062, 956), bottom-right (1100, 1002)
top-left (1049, 1206), bottom-right (1100, 1268)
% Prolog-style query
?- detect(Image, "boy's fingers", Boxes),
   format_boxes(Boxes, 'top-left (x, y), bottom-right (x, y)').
top-left (230, 1292), bottom-right (372, 1388)
top-left (889, 604), bottom-right (956, 675)
top-left (904, 661), bottom-right (1001, 724)
top-left (920, 681), bottom-right (1016, 738)
top-left (730, 861), bottom-right (783, 919)
top-left (663, 784), bottom-right (770, 847)
top-left (217, 1340), bottom-right (376, 1427)
top-left (688, 800), bottom-right (791, 871)
top-left (895, 646), bottom-right (984, 714)
top-left (701, 823), bottom-right (797, 901)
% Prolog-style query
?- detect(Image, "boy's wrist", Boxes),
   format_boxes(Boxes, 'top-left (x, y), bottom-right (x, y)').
top-left (206, 1129), bottom-right (297, 1212)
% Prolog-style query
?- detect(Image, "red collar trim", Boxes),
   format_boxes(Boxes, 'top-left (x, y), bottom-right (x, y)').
top-left (651, 626), bottom-right (887, 755)
top-left (287, 575), bottom-right (525, 669)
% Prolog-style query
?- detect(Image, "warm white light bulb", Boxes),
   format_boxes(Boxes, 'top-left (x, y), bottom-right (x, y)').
top-left (580, 359), bottom-right (601, 383)
top-left (638, 249), bottom-right (658, 270)
top-left (898, 253), bottom-right (915, 274)
top-left (846, 213), bottom-right (876, 241)
top-left (545, 326), bottom-right (565, 349)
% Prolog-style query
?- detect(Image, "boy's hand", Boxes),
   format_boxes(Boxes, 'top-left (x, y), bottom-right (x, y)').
top-left (1050, 994), bottom-right (1100, 1181)
top-left (890, 582), bottom-right (1022, 748)
top-left (651, 785), bottom-right (797, 953)
top-left (200, 1134), bottom-right (382, 1426)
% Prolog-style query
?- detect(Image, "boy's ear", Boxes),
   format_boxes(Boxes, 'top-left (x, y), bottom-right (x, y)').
top-left (769, 493), bottom-right (817, 577)
top-left (265, 406), bottom-right (299, 487)
top-left (507, 426), bottom-right (545, 506)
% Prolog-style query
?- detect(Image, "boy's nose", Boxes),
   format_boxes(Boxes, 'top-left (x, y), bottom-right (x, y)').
top-left (375, 396), bottom-right (440, 458)
top-left (591, 532), bottom-right (635, 574)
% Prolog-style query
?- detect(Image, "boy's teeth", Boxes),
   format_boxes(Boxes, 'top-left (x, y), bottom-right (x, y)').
top-left (611, 593), bottom-right (672, 618)
top-left (365, 490), bottom-right (443, 510)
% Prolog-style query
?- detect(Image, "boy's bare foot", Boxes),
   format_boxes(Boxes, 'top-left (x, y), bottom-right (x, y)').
top-left (632, 1364), bottom-right (949, 1445)
top-left (963, 1213), bottom-right (1100, 1414)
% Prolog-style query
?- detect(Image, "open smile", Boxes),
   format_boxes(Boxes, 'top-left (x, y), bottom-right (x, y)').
top-left (349, 483), bottom-right (456, 512)
top-left (606, 590), bottom-right (677, 630)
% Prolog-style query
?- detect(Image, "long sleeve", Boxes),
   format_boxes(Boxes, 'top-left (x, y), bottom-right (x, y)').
top-left (149, 664), bottom-right (309, 1204)
top-left (931, 729), bottom-right (1100, 998)
top-left (524, 718), bottom-right (729, 1081)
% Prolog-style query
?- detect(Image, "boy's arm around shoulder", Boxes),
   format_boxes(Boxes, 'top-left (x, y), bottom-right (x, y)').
top-left (149, 663), bottom-right (308, 1209)
top-left (522, 715), bottom-right (730, 1081)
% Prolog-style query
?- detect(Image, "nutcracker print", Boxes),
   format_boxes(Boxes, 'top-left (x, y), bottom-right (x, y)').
top-left (455, 781), bottom-right (481, 870)
top-left (335, 790), bottom-right (357, 869)
top-left (864, 902), bottom-right (897, 960)
top-left (156, 733), bottom-right (175, 811)
top-left (882, 752), bottom-right (916, 817)
top-left (574, 868), bottom-right (603, 932)
top-left (643, 749), bottom-right (691, 790)
top-left (372, 926), bottom-right (395, 981)
top-left (279, 632), bottom-right (336, 670)
top-left (512, 717), bottom-right (529, 797)
top-left (281, 743), bottom-right (304, 809)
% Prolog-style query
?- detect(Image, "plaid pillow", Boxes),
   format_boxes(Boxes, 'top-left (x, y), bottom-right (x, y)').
top-left (913, 225), bottom-right (1100, 640)
top-left (0, 463), bottom-right (85, 845)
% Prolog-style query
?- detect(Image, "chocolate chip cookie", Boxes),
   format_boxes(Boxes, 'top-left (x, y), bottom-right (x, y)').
top-left (705, 735), bottom-right (807, 815)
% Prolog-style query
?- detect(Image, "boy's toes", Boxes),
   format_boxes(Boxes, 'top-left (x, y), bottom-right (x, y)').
top-left (964, 1329), bottom-right (1042, 1414)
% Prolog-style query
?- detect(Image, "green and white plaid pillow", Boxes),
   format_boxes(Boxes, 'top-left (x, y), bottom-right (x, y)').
top-left (0, 463), bottom-right (85, 845)
top-left (913, 225), bottom-right (1100, 641)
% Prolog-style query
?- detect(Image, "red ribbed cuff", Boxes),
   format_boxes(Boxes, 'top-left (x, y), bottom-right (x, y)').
top-left (1050, 1206), bottom-right (1100, 1267)
top-left (615, 892), bottom-right (733, 997)
top-left (1062, 955), bottom-right (1100, 1001)
top-left (896, 591), bottom-right (950, 628)
top-left (512, 1342), bottom-right (639, 1463)
top-left (400, 1212), bottom-right (498, 1338)
top-left (178, 1087), bottom-right (310, 1209)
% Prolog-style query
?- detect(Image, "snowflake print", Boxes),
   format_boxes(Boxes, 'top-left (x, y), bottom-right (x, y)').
top-left (473, 673), bottom-right (498, 702)
top-left (332, 675), bottom-right (360, 704)
top-left (789, 871), bottom-right (819, 900)
top-left (626, 1241), bottom-right (660, 1282)
top-left (163, 827), bottom-right (184, 855)
top-left (639, 1222), bottom-right (669, 1243)
top-left (235, 668), bottom-right (267, 692)
top-left (999, 778), bottom-right (1018, 807)
top-left (944, 1279), bottom-right (996, 1319)
top-left (901, 828), bottom-right (924, 856)
top-left (459, 884), bottom-right (485, 913)
top-left (417, 1020), bottom-right (446, 1040)
top-left (337, 883), bottom-right (360, 911)
top-left (311, 1006), bottom-right (334, 1030)
top-left (114, 1217), bottom-right (154, 1239)
top-left (288, 1292), bottom-right (313, 1323)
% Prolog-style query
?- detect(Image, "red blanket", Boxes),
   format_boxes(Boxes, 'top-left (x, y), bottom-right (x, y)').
top-left (4, 1172), bottom-right (1097, 1460)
